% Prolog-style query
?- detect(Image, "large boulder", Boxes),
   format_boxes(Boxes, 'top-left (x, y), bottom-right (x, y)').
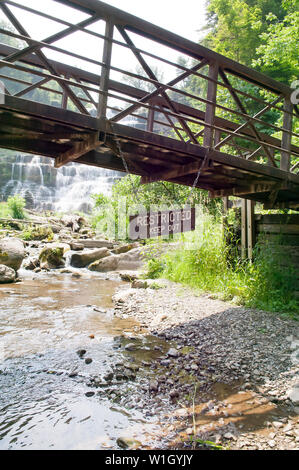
top-left (39, 243), bottom-right (70, 269)
top-left (70, 247), bottom-right (110, 268)
top-left (117, 247), bottom-right (144, 270)
top-left (0, 264), bottom-right (16, 283)
top-left (112, 243), bottom-right (139, 255)
top-left (88, 255), bottom-right (119, 272)
top-left (70, 242), bottom-right (84, 251)
top-left (23, 256), bottom-right (40, 270)
top-left (77, 239), bottom-right (114, 249)
top-left (0, 238), bottom-right (25, 271)
top-left (60, 214), bottom-right (85, 232)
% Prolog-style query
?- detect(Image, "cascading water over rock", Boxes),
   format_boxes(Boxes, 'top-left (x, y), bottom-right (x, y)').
top-left (0, 152), bottom-right (121, 213)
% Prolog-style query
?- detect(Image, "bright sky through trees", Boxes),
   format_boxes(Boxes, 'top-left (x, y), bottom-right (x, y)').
top-left (0, 0), bottom-right (207, 81)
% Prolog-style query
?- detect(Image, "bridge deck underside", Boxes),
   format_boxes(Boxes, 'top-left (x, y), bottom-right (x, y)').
top-left (1, 96), bottom-right (299, 210)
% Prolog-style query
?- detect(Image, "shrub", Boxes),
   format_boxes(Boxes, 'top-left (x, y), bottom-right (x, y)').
top-left (21, 225), bottom-right (54, 241)
top-left (0, 202), bottom-right (11, 219)
top-left (143, 209), bottom-right (298, 318)
top-left (7, 194), bottom-right (26, 219)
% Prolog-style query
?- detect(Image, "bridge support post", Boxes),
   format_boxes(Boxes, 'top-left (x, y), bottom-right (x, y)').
top-left (98, 19), bottom-right (114, 119)
top-left (241, 199), bottom-right (247, 260)
top-left (203, 62), bottom-right (219, 148)
top-left (61, 75), bottom-right (68, 109)
top-left (247, 199), bottom-right (255, 261)
top-left (241, 199), bottom-right (255, 260)
top-left (280, 97), bottom-right (293, 171)
top-left (147, 106), bottom-right (155, 132)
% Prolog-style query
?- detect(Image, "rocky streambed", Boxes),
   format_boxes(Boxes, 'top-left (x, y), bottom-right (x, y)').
top-left (0, 271), bottom-right (179, 450)
top-left (112, 283), bottom-right (299, 450)
top-left (0, 218), bottom-right (298, 450)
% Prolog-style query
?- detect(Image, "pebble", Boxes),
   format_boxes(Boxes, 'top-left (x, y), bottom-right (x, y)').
top-left (149, 380), bottom-right (159, 392)
top-left (85, 358), bottom-right (92, 364)
top-left (110, 280), bottom-right (298, 451)
top-left (124, 343), bottom-right (137, 351)
top-left (76, 349), bottom-right (86, 358)
top-left (167, 348), bottom-right (179, 358)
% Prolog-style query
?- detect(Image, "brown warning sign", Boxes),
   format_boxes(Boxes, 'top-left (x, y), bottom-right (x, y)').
top-left (129, 208), bottom-right (196, 240)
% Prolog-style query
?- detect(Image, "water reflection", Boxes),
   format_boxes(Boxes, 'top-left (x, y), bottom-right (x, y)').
top-left (0, 274), bottom-right (165, 450)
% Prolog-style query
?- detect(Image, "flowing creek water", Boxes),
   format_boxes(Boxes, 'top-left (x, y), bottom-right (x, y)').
top-left (0, 271), bottom-right (172, 450)
top-left (0, 270), bottom-right (297, 450)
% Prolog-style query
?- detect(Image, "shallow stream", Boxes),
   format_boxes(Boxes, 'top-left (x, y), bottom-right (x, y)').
top-left (0, 271), bottom-right (170, 450)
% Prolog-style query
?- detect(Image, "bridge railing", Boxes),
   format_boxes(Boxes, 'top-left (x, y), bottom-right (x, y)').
top-left (0, 0), bottom-right (298, 173)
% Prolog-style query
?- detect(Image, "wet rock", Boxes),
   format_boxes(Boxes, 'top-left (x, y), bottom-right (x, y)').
top-left (39, 243), bottom-right (69, 269)
top-left (149, 380), bottom-right (159, 392)
top-left (113, 289), bottom-right (134, 304)
top-left (124, 343), bottom-right (137, 351)
top-left (117, 248), bottom-right (144, 270)
top-left (224, 432), bottom-right (236, 441)
top-left (85, 358), bottom-right (92, 364)
top-left (112, 243), bottom-right (138, 255)
top-left (71, 247), bottom-right (110, 268)
top-left (61, 214), bottom-right (84, 232)
top-left (72, 271), bottom-right (83, 278)
top-left (76, 349), bottom-right (86, 358)
top-left (76, 239), bottom-right (114, 249)
top-left (104, 372), bottom-right (114, 382)
top-left (160, 359), bottom-right (171, 367)
top-left (131, 280), bottom-right (148, 289)
top-left (119, 271), bottom-right (140, 282)
top-left (116, 437), bottom-right (141, 450)
top-left (288, 384), bottom-right (299, 405)
top-left (167, 348), bottom-right (179, 358)
top-left (93, 307), bottom-right (106, 313)
top-left (169, 390), bottom-right (179, 399)
top-left (85, 392), bottom-right (95, 397)
top-left (123, 363), bottom-right (139, 372)
top-left (0, 264), bottom-right (16, 283)
top-left (88, 255), bottom-right (118, 272)
top-left (70, 242), bottom-right (84, 251)
top-left (23, 257), bottom-right (40, 270)
top-left (69, 371), bottom-right (78, 378)
top-left (0, 238), bottom-right (25, 271)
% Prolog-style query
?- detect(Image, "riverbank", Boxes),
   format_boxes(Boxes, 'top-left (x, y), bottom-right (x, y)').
top-left (112, 281), bottom-right (299, 450)
top-left (0, 214), bottom-right (298, 450)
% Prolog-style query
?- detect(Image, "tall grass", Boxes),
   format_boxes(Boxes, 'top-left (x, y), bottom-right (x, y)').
top-left (7, 195), bottom-right (26, 219)
top-left (144, 208), bottom-right (298, 319)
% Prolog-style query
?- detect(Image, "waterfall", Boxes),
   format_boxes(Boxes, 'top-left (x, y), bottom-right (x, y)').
top-left (0, 153), bottom-right (121, 213)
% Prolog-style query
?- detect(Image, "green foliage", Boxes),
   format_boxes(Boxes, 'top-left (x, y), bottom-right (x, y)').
top-left (91, 175), bottom-right (222, 239)
top-left (253, 7), bottom-right (299, 83)
top-left (7, 194), bottom-right (26, 219)
top-left (21, 225), bottom-right (54, 241)
top-left (244, 239), bottom-right (299, 317)
top-left (0, 202), bottom-right (11, 219)
top-left (204, 0), bottom-right (286, 66)
top-left (143, 209), bottom-right (298, 318)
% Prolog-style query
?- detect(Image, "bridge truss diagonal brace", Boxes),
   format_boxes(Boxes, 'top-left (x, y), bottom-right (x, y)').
top-left (116, 26), bottom-right (199, 145)
top-left (54, 132), bottom-right (103, 168)
top-left (0, 2), bottom-right (98, 115)
top-left (219, 69), bottom-right (278, 168)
